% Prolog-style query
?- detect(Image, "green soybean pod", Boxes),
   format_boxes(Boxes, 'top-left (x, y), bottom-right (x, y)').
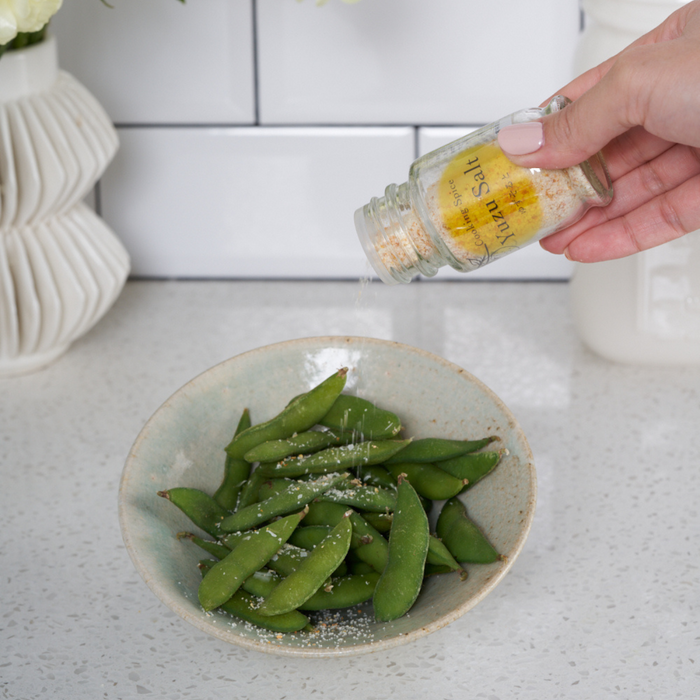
top-left (198, 559), bottom-right (282, 600)
top-left (177, 531), bottom-right (231, 560)
top-left (372, 476), bottom-right (429, 622)
top-left (261, 439), bottom-right (412, 478)
top-left (291, 523), bottom-right (370, 552)
top-left (426, 535), bottom-right (463, 572)
top-left (219, 471), bottom-right (349, 533)
top-left (222, 590), bottom-right (309, 633)
top-left (423, 564), bottom-right (454, 577)
top-left (304, 501), bottom-right (389, 574)
top-left (266, 543), bottom-right (311, 576)
top-left (349, 561), bottom-right (376, 576)
top-left (318, 394), bottom-right (402, 439)
top-left (257, 515), bottom-right (353, 617)
top-left (436, 497), bottom-right (502, 564)
top-left (299, 572), bottom-right (380, 610)
top-left (241, 568), bottom-right (282, 598)
top-left (257, 477), bottom-right (296, 501)
top-left (360, 512), bottom-right (393, 533)
top-left (219, 530), bottom-right (249, 550)
top-left (156, 487), bottom-right (230, 538)
top-left (317, 480), bottom-right (397, 513)
top-left (243, 430), bottom-right (348, 464)
top-left (198, 562), bottom-right (308, 632)
top-left (384, 461), bottom-right (466, 501)
top-left (354, 465), bottom-right (396, 490)
top-left (289, 525), bottom-right (332, 550)
top-left (434, 450), bottom-right (503, 489)
top-left (198, 510), bottom-right (304, 611)
top-left (225, 368), bottom-right (348, 459)
top-left (213, 408), bottom-right (252, 509)
top-left (384, 436), bottom-right (498, 464)
top-left (235, 467), bottom-right (268, 510)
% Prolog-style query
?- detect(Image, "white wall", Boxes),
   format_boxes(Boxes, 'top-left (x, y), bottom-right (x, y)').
top-left (51, 0), bottom-right (582, 280)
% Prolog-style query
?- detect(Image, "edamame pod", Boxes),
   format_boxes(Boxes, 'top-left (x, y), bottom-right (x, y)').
top-left (423, 564), bottom-right (455, 577)
top-left (349, 561), bottom-right (376, 576)
top-left (426, 535), bottom-right (463, 572)
top-left (199, 559), bottom-right (283, 599)
top-left (304, 501), bottom-right (389, 573)
top-left (373, 476), bottom-right (429, 622)
top-left (317, 479), bottom-right (397, 513)
top-left (260, 439), bottom-right (412, 478)
top-left (318, 394), bottom-right (402, 439)
top-left (219, 471), bottom-right (349, 533)
top-left (225, 368), bottom-right (348, 459)
top-left (243, 430), bottom-right (348, 464)
top-left (213, 408), bottom-right (252, 509)
top-left (177, 531), bottom-right (230, 560)
top-left (241, 568), bottom-right (283, 599)
top-left (198, 561), bottom-right (308, 632)
top-left (299, 572), bottom-right (380, 611)
top-left (384, 436), bottom-right (497, 464)
top-left (258, 515), bottom-right (353, 617)
top-left (257, 477), bottom-right (296, 502)
top-left (289, 525), bottom-right (332, 550)
top-left (384, 461), bottom-right (467, 501)
top-left (235, 467), bottom-right (268, 510)
top-left (198, 510), bottom-right (304, 611)
top-left (290, 523), bottom-right (370, 552)
top-left (156, 487), bottom-right (229, 538)
top-left (354, 465), bottom-right (396, 490)
top-left (359, 512), bottom-right (393, 533)
top-left (266, 543), bottom-right (311, 576)
top-left (434, 450), bottom-right (502, 489)
top-left (436, 497), bottom-right (502, 564)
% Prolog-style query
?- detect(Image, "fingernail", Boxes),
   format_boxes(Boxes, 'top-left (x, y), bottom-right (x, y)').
top-left (497, 122), bottom-right (544, 156)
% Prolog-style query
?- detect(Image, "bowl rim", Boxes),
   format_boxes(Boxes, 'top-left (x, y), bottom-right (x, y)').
top-left (118, 335), bottom-right (537, 658)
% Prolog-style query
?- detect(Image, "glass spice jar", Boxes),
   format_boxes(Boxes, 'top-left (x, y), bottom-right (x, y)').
top-left (354, 95), bottom-right (613, 284)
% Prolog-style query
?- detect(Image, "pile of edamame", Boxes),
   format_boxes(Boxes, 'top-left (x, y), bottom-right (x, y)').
top-left (158, 367), bottom-right (505, 634)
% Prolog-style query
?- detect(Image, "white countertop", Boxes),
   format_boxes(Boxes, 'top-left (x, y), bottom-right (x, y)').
top-left (2, 280), bottom-right (699, 699)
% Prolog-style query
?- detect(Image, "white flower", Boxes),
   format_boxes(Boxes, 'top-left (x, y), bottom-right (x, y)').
top-left (0, 0), bottom-right (63, 45)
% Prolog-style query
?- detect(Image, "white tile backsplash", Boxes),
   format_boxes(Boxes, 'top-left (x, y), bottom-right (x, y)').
top-left (257, 0), bottom-right (581, 125)
top-left (100, 127), bottom-right (414, 278)
top-left (418, 127), bottom-right (575, 280)
top-left (46, 0), bottom-right (584, 279)
top-left (51, 0), bottom-right (255, 124)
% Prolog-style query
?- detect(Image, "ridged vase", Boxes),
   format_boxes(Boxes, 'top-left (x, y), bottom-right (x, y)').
top-left (0, 35), bottom-right (129, 377)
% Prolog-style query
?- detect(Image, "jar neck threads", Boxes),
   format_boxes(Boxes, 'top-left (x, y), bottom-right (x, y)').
top-left (355, 182), bottom-right (441, 285)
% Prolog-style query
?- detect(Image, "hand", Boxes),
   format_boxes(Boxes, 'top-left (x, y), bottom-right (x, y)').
top-left (496, 0), bottom-right (700, 262)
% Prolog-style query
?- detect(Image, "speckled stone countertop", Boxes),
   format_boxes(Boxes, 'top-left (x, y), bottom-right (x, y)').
top-left (2, 280), bottom-right (699, 700)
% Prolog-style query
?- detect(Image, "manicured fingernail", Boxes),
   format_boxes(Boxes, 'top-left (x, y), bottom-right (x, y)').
top-left (497, 122), bottom-right (544, 156)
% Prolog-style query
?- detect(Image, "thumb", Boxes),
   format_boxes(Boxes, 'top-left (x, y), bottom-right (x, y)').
top-left (497, 69), bottom-right (636, 170)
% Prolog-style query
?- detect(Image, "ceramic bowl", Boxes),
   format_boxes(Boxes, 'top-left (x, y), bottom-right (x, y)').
top-left (118, 336), bottom-right (536, 657)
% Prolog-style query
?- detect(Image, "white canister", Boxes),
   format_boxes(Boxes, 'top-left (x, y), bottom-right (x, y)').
top-left (571, 0), bottom-right (700, 365)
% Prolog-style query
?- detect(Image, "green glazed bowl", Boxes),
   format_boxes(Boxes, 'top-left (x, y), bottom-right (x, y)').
top-left (118, 336), bottom-right (536, 658)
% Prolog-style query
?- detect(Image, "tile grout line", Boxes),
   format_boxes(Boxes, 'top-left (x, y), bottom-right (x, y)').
top-left (252, 0), bottom-right (261, 126)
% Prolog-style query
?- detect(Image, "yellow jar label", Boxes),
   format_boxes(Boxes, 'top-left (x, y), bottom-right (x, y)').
top-left (438, 141), bottom-right (543, 265)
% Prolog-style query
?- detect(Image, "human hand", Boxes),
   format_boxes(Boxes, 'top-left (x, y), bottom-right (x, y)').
top-left (496, 0), bottom-right (700, 262)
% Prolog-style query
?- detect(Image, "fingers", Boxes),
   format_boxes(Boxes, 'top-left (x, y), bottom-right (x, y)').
top-left (599, 126), bottom-right (674, 181)
top-left (542, 169), bottom-right (700, 262)
top-left (541, 143), bottom-right (700, 255)
top-left (498, 58), bottom-right (640, 171)
top-left (497, 2), bottom-right (698, 171)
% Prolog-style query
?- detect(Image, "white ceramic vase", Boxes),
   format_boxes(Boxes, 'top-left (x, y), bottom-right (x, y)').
top-left (0, 35), bottom-right (129, 377)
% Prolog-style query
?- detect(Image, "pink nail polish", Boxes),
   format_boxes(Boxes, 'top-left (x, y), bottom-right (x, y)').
top-left (497, 122), bottom-right (544, 156)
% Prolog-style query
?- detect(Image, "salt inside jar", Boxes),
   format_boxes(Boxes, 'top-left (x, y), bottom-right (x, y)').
top-left (355, 95), bottom-right (613, 284)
